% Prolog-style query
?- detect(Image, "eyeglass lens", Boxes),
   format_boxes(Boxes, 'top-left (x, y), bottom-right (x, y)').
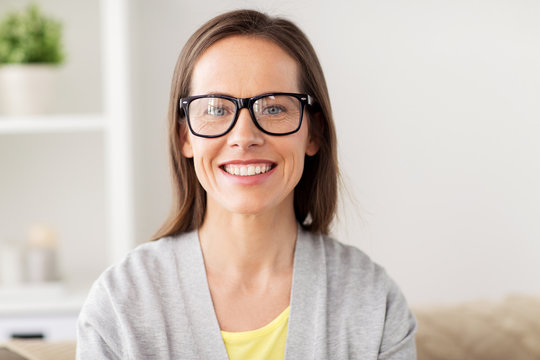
top-left (188, 95), bottom-right (302, 136)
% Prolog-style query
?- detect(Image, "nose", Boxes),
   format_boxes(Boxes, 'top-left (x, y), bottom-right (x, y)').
top-left (226, 108), bottom-right (264, 149)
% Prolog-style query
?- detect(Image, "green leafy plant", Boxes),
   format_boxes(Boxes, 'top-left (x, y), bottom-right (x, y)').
top-left (0, 4), bottom-right (64, 64)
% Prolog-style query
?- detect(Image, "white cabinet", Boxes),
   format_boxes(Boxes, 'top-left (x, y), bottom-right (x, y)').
top-left (0, 0), bottom-right (134, 340)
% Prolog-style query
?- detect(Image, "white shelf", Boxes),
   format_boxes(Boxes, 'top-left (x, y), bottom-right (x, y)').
top-left (0, 283), bottom-right (87, 316)
top-left (0, 114), bottom-right (106, 134)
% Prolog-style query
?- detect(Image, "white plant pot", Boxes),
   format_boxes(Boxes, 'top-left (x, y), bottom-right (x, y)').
top-left (0, 64), bottom-right (59, 116)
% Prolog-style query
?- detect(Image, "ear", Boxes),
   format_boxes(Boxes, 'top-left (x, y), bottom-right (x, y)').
top-left (306, 135), bottom-right (320, 156)
top-left (306, 112), bottom-right (322, 156)
top-left (180, 124), bottom-right (194, 158)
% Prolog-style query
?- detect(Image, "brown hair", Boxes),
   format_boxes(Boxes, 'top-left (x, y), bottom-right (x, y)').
top-left (152, 9), bottom-right (339, 240)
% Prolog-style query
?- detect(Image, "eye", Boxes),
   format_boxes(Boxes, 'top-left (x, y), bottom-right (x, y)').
top-left (263, 105), bottom-right (285, 115)
top-left (207, 105), bottom-right (226, 116)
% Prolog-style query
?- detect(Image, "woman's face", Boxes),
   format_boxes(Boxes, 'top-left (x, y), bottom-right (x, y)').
top-left (182, 35), bottom-right (319, 216)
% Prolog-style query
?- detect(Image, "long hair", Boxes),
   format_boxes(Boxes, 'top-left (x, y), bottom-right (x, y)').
top-left (152, 9), bottom-right (339, 240)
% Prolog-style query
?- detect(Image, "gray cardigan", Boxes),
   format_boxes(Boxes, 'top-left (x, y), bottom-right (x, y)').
top-left (77, 227), bottom-right (417, 359)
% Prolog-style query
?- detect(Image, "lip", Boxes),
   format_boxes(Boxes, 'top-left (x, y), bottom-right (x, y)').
top-left (218, 159), bottom-right (276, 166)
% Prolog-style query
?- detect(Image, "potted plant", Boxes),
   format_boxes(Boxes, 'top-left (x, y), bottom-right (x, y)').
top-left (0, 4), bottom-right (64, 116)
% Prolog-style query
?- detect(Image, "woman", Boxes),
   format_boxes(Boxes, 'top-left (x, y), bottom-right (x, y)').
top-left (77, 9), bottom-right (417, 360)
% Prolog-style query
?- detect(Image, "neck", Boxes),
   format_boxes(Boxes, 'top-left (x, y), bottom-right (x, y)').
top-left (198, 197), bottom-right (298, 276)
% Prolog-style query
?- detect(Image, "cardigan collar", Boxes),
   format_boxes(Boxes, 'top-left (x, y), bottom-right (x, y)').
top-left (174, 225), bottom-right (326, 360)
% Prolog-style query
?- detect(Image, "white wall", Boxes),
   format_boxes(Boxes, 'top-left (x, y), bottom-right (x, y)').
top-left (130, 0), bottom-right (540, 305)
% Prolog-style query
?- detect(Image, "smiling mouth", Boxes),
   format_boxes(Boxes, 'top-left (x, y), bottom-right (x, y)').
top-left (221, 163), bottom-right (276, 176)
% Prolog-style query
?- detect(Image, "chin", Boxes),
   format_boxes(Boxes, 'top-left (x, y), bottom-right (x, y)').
top-left (225, 202), bottom-right (273, 216)
top-left (207, 190), bottom-right (294, 218)
top-left (214, 194), bottom-right (284, 217)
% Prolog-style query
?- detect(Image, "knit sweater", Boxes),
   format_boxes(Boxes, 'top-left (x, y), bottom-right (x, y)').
top-left (76, 226), bottom-right (417, 359)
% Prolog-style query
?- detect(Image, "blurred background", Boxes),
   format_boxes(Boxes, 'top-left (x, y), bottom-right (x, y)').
top-left (0, 0), bottom-right (538, 342)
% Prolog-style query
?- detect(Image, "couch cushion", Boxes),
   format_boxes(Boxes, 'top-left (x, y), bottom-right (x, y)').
top-left (413, 295), bottom-right (540, 360)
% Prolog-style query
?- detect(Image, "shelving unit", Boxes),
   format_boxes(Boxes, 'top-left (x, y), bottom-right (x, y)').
top-left (0, 114), bottom-right (106, 134)
top-left (0, 0), bottom-right (134, 340)
top-left (0, 283), bottom-right (86, 316)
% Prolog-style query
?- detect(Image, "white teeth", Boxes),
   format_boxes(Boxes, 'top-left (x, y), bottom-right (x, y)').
top-left (224, 164), bottom-right (273, 176)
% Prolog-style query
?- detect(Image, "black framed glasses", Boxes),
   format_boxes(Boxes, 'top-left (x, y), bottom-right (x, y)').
top-left (178, 92), bottom-right (313, 138)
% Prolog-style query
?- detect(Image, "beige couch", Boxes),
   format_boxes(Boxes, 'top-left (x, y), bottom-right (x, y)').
top-left (414, 295), bottom-right (540, 360)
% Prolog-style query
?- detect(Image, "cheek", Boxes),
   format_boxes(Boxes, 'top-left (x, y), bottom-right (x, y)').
top-left (189, 140), bottom-right (221, 187)
top-left (281, 138), bottom-right (308, 183)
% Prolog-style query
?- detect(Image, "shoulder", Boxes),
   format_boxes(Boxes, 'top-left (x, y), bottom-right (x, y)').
top-left (98, 231), bottom-right (196, 286)
top-left (80, 231), bottom-right (197, 317)
top-left (94, 236), bottom-right (174, 294)
top-left (319, 233), bottom-right (379, 272)
top-left (298, 229), bottom-right (414, 321)
top-left (77, 231), bottom-right (204, 358)
top-left (298, 230), bottom-right (417, 357)
top-left (300, 230), bottom-right (390, 293)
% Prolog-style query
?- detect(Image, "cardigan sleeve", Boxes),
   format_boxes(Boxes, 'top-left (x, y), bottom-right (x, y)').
top-left (378, 274), bottom-right (418, 359)
top-left (76, 278), bottom-right (124, 360)
top-left (76, 319), bottom-right (121, 360)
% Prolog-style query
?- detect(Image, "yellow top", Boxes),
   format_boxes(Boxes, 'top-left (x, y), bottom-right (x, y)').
top-left (221, 306), bottom-right (290, 360)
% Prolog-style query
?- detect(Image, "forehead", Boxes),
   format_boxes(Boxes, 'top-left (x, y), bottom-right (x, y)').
top-left (190, 35), bottom-right (300, 97)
